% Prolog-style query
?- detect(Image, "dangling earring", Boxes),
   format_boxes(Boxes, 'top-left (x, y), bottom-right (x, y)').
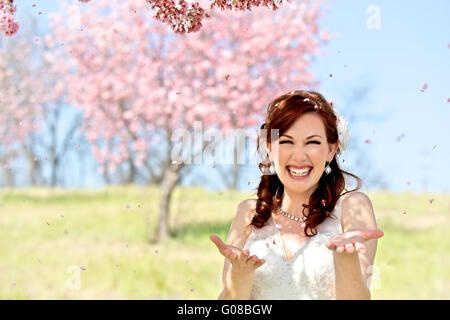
top-left (259, 160), bottom-right (277, 175)
top-left (268, 161), bottom-right (276, 175)
top-left (324, 161), bottom-right (332, 174)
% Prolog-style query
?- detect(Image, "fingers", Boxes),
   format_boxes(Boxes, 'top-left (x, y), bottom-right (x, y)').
top-left (354, 241), bottom-right (366, 253)
top-left (329, 241), bottom-right (366, 254)
top-left (357, 229), bottom-right (384, 241)
top-left (253, 259), bottom-right (265, 269)
top-left (237, 250), bottom-right (250, 264)
top-left (209, 235), bottom-right (228, 252)
top-left (210, 235), bottom-right (266, 269)
top-left (247, 255), bottom-right (265, 269)
top-left (336, 244), bottom-right (345, 253)
top-left (344, 243), bottom-right (355, 254)
top-left (326, 240), bottom-right (336, 250)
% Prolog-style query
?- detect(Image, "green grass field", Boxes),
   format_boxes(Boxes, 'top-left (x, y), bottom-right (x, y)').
top-left (0, 186), bottom-right (448, 299)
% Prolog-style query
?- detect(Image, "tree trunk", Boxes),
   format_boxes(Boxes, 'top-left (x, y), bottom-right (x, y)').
top-left (152, 164), bottom-right (182, 243)
top-left (50, 157), bottom-right (59, 187)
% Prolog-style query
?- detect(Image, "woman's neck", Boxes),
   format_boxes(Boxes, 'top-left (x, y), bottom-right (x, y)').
top-left (280, 187), bottom-right (316, 218)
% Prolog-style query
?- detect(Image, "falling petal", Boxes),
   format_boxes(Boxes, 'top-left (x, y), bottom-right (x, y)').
top-left (275, 224), bottom-right (282, 229)
top-left (80, 266), bottom-right (86, 270)
top-left (364, 139), bottom-right (372, 144)
top-left (407, 181), bottom-right (411, 185)
top-left (420, 83), bottom-right (428, 92)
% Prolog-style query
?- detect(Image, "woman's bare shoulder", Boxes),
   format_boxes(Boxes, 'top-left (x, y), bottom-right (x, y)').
top-left (235, 198), bottom-right (258, 222)
top-left (339, 191), bottom-right (376, 232)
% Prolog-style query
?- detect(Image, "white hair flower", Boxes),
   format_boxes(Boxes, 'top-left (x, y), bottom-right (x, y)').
top-left (334, 108), bottom-right (350, 154)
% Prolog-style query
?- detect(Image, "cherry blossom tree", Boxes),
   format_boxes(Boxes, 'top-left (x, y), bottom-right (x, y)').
top-left (47, 0), bottom-right (329, 242)
top-left (0, 27), bottom-right (45, 186)
top-left (0, 0), bottom-right (19, 36)
top-left (2, 0), bottom-right (294, 37)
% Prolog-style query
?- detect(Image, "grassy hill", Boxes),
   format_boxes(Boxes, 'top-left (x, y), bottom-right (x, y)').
top-left (0, 186), bottom-right (448, 299)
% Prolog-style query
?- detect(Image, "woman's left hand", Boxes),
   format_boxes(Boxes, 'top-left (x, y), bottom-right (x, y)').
top-left (326, 228), bottom-right (384, 254)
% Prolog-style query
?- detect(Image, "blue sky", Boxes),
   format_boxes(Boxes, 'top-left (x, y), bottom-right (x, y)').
top-left (13, 0), bottom-right (450, 193)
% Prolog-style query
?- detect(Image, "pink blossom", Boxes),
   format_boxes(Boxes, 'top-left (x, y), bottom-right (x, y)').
top-left (46, 0), bottom-right (324, 172)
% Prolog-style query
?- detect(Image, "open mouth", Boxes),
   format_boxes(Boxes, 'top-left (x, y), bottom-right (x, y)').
top-left (286, 166), bottom-right (312, 179)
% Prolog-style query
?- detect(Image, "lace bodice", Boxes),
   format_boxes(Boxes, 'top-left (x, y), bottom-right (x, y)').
top-left (243, 196), bottom-right (344, 300)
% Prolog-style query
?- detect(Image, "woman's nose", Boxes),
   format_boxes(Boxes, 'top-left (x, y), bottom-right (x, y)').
top-left (292, 147), bottom-right (307, 161)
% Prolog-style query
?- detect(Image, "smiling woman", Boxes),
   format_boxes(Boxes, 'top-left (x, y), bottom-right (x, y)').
top-left (210, 90), bottom-right (384, 300)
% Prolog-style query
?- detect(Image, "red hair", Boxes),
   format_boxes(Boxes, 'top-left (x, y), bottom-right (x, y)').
top-left (251, 90), bottom-right (362, 237)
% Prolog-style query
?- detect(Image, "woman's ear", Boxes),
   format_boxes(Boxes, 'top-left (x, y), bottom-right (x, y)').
top-left (328, 141), bottom-right (339, 161)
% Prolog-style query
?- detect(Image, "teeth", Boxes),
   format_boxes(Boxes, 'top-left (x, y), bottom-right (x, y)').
top-left (288, 167), bottom-right (311, 176)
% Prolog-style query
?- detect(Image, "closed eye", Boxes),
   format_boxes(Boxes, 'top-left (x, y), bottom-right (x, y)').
top-left (279, 140), bottom-right (321, 145)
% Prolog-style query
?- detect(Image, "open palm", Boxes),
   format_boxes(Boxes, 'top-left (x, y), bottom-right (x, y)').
top-left (325, 228), bottom-right (384, 254)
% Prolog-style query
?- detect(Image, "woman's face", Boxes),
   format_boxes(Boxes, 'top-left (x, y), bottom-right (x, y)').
top-left (268, 112), bottom-right (338, 195)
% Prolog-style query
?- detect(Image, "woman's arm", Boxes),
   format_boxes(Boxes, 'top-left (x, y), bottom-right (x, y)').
top-left (333, 250), bottom-right (371, 299)
top-left (218, 266), bottom-right (256, 300)
top-left (327, 191), bottom-right (383, 300)
top-left (212, 199), bottom-right (262, 300)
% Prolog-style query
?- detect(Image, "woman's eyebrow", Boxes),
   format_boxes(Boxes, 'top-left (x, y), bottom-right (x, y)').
top-left (280, 134), bottom-right (323, 139)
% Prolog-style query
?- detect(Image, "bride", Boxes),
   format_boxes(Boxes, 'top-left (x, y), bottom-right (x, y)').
top-left (210, 90), bottom-right (384, 300)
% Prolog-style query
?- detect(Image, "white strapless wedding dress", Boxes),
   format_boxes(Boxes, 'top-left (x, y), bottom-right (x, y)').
top-left (243, 196), bottom-right (344, 300)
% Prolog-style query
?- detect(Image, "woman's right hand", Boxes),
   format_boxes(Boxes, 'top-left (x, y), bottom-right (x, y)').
top-left (209, 235), bottom-right (266, 274)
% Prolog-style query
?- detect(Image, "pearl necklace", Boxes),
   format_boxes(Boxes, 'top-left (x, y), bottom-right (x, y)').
top-left (277, 206), bottom-right (307, 224)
